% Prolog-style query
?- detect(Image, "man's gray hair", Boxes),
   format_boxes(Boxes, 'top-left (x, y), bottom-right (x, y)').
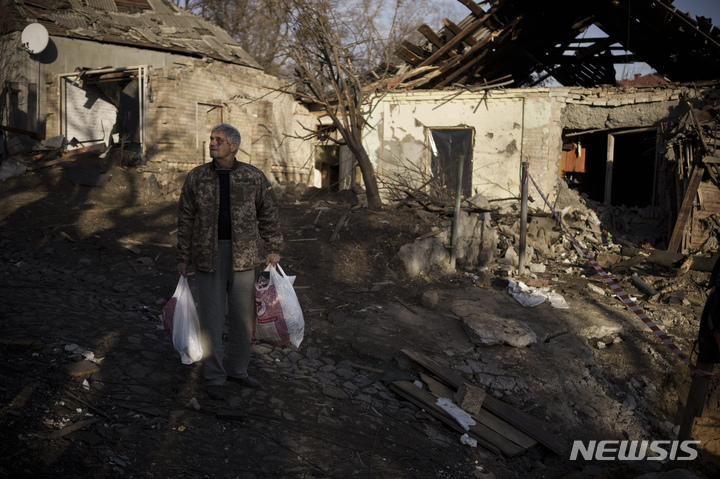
top-left (212, 123), bottom-right (241, 154)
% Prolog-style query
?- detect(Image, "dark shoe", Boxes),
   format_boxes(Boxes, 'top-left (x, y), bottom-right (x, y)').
top-left (227, 375), bottom-right (260, 388)
top-left (207, 385), bottom-right (226, 400)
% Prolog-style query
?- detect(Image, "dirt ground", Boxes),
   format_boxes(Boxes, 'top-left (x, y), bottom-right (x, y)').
top-left (2, 154), bottom-right (720, 479)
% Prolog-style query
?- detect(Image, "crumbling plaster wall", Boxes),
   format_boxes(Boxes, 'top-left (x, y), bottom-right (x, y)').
top-left (558, 86), bottom-right (688, 131)
top-left (147, 59), bottom-right (315, 184)
top-left (364, 89), bottom-right (560, 205)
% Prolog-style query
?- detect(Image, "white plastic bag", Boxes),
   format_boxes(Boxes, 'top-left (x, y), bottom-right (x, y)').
top-left (254, 264), bottom-right (305, 348)
top-left (162, 276), bottom-right (203, 364)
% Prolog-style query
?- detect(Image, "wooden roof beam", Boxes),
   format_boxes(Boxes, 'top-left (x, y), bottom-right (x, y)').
top-left (418, 4), bottom-right (501, 68)
top-left (574, 36), bottom-right (615, 59)
top-left (401, 40), bottom-right (430, 60)
top-left (435, 17), bottom-right (518, 87)
top-left (394, 45), bottom-right (425, 66)
top-left (456, 0), bottom-right (486, 17)
top-left (443, 19), bottom-right (478, 46)
top-left (418, 24), bottom-right (452, 53)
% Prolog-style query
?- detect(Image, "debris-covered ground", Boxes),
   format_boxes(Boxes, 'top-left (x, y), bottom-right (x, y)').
top-left (1, 155), bottom-right (720, 479)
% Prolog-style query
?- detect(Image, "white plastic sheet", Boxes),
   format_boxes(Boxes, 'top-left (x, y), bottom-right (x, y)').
top-left (164, 276), bottom-right (203, 364)
top-left (507, 278), bottom-right (569, 309)
top-left (436, 397), bottom-right (476, 431)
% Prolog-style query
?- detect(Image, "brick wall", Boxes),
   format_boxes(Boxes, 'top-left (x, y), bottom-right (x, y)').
top-left (148, 59), bottom-right (316, 185)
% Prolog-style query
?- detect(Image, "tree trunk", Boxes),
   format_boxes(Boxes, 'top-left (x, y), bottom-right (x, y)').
top-left (346, 134), bottom-right (383, 209)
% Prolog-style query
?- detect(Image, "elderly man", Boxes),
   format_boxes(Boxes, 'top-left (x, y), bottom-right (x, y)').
top-left (176, 123), bottom-right (282, 401)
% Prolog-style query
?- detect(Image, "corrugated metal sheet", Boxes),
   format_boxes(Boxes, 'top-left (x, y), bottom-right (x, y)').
top-left (132, 14), bottom-right (158, 29)
top-left (169, 11), bottom-right (200, 29)
top-left (49, 12), bottom-right (87, 30)
top-left (133, 27), bottom-right (162, 45)
top-left (69, 27), bottom-right (104, 40)
top-left (201, 35), bottom-right (231, 61)
top-left (86, 0), bottom-right (117, 12)
top-left (146, 0), bottom-right (171, 15)
top-left (114, 0), bottom-right (151, 11)
top-left (154, 13), bottom-right (183, 29)
top-left (3, 0), bottom-right (261, 69)
top-left (109, 14), bottom-right (140, 28)
top-left (197, 18), bottom-right (234, 43)
top-left (227, 45), bottom-right (259, 64)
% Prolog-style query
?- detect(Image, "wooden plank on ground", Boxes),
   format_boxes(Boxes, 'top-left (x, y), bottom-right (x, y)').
top-left (390, 381), bottom-right (501, 455)
top-left (474, 408), bottom-right (538, 450)
top-left (421, 372), bottom-right (455, 398)
top-left (420, 372), bottom-right (537, 450)
top-left (329, 213), bottom-right (347, 242)
top-left (390, 381), bottom-right (529, 457)
top-left (401, 348), bottom-right (567, 454)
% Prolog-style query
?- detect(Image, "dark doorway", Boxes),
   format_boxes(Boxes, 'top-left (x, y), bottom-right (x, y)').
top-left (428, 128), bottom-right (474, 199)
top-left (565, 129), bottom-right (656, 207)
top-left (610, 132), bottom-right (657, 207)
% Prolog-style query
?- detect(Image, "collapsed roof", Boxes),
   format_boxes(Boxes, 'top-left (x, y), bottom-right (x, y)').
top-left (392, 0), bottom-right (720, 89)
top-left (0, 0), bottom-right (260, 69)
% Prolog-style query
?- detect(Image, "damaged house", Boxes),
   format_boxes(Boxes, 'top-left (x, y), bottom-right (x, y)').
top-left (0, 0), bottom-right (318, 190)
top-left (363, 0), bottom-right (720, 256)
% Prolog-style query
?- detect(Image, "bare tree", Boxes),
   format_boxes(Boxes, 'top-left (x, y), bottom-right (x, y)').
top-left (173, 0), bottom-right (293, 78)
top-left (335, 0), bottom-right (441, 72)
top-left (0, 21), bottom-right (28, 132)
top-left (286, 0), bottom-right (388, 209)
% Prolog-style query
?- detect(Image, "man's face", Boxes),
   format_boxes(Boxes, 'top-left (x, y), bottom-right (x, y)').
top-left (209, 131), bottom-right (235, 160)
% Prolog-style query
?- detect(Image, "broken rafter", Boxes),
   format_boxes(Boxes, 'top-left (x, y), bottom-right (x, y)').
top-left (436, 21), bottom-right (517, 88)
top-left (574, 37), bottom-right (616, 59)
top-left (400, 40), bottom-right (430, 61)
top-left (652, 0), bottom-right (720, 50)
top-left (668, 161), bottom-right (706, 253)
top-left (394, 69), bottom-right (443, 89)
top-left (456, 0), bottom-right (485, 17)
top-left (418, 1), bottom-right (504, 69)
top-left (394, 45), bottom-right (425, 66)
top-left (418, 24), bottom-right (454, 55)
top-left (443, 18), bottom-right (478, 46)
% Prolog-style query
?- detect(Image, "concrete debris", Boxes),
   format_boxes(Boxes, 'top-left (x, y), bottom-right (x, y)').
top-left (0, 157), bottom-right (28, 180)
top-left (460, 310), bottom-right (538, 348)
top-left (421, 290), bottom-right (439, 309)
top-left (455, 383), bottom-right (486, 415)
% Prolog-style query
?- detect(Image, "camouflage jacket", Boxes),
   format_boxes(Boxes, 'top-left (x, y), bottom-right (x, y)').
top-left (176, 159), bottom-right (282, 272)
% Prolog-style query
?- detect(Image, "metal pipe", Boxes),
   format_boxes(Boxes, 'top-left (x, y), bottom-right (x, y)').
top-left (450, 155), bottom-right (464, 270)
top-left (518, 161), bottom-right (529, 275)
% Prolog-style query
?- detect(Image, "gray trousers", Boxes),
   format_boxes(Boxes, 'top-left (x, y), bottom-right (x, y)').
top-left (195, 240), bottom-right (255, 386)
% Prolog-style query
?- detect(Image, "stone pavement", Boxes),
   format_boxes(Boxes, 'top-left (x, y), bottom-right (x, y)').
top-left (0, 229), bottom-right (479, 478)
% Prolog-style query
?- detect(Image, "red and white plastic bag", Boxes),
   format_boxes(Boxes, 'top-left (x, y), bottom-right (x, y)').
top-left (254, 264), bottom-right (304, 348)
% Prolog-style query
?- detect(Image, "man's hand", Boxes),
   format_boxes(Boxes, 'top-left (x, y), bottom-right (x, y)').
top-left (266, 253), bottom-right (280, 267)
top-left (177, 262), bottom-right (188, 277)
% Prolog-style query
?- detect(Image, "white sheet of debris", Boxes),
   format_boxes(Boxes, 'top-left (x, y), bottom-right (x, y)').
top-left (507, 278), bottom-right (569, 309)
top-left (436, 397), bottom-right (476, 431)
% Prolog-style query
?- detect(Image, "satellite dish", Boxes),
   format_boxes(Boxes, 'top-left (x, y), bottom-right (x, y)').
top-left (21, 23), bottom-right (49, 54)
